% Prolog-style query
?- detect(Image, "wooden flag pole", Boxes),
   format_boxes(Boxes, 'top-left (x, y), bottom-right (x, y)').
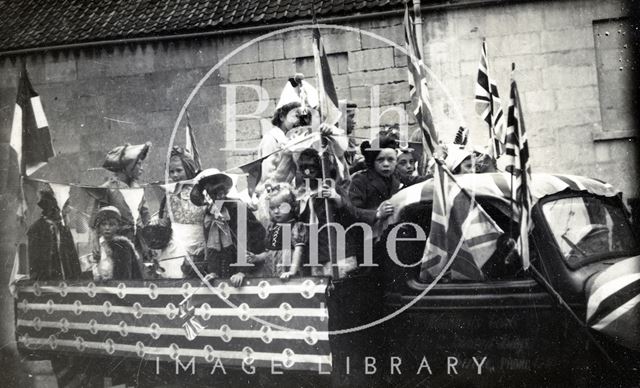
top-left (413, 0), bottom-right (424, 56)
top-left (508, 63), bottom-right (516, 240)
top-left (311, 4), bottom-right (338, 279)
top-left (529, 264), bottom-right (618, 369)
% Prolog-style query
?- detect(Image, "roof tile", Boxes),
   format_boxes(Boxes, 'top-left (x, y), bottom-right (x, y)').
top-left (0, 0), bottom-right (420, 51)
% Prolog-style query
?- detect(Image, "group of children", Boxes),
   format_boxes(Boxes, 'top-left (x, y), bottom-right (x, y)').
top-left (30, 74), bottom-right (496, 286)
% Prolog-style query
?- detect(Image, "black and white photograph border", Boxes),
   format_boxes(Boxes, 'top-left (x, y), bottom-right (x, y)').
top-left (1, 1), bottom-right (639, 387)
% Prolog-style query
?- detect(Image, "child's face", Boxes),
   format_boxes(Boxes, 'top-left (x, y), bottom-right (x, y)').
top-left (396, 152), bottom-right (415, 178)
top-left (168, 157), bottom-right (188, 182)
top-left (458, 156), bottom-right (475, 174)
top-left (269, 198), bottom-right (293, 223)
top-left (99, 218), bottom-right (119, 240)
top-left (298, 157), bottom-right (321, 181)
top-left (205, 182), bottom-right (229, 200)
top-left (282, 108), bottom-right (302, 131)
top-left (126, 158), bottom-right (144, 180)
top-left (374, 149), bottom-right (397, 177)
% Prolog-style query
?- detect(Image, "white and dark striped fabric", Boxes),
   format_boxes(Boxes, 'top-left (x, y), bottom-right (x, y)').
top-left (474, 40), bottom-right (505, 159)
top-left (504, 68), bottom-right (533, 269)
top-left (586, 255), bottom-right (640, 351)
top-left (16, 278), bottom-right (331, 371)
top-left (312, 26), bottom-right (342, 127)
top-left (419, 162), bottom-right (504, 282)
top-left (404, 6), bottom-right (438, 168)
top-left (10, 64), bottom-right (54, 177)
top-left (384, 173), bottom-right (619, 229)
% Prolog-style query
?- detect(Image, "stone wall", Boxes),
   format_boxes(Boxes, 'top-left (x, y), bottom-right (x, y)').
top-left (0, 0), bottom-right (636, 375)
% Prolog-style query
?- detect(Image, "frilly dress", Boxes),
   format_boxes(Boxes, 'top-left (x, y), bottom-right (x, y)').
top-left (261, 221), bottom-right (307, 277)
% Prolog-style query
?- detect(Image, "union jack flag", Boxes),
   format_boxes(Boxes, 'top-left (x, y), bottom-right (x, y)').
top-left (475, 39), bottom-right (505, 158)
top-left (504, 64), bottom-right (532, 270)
top-left (404, 6), bottom-right (438, 170)
top-left (420, 160), bottom-right (504, 282)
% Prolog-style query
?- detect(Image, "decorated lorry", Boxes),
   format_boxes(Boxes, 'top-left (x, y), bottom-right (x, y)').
top-left (13, 172), bottom-right (639, 387)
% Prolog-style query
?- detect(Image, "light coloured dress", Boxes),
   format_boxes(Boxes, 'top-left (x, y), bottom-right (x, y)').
top-left (165, 183), bottom-right (206, 258)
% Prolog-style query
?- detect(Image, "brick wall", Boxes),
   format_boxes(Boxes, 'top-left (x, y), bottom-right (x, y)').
top-left (0, 0), bottom-right (636, 368)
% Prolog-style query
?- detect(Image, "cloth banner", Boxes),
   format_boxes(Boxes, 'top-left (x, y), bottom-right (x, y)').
top-left (15, 278), bottom-right (331, 371)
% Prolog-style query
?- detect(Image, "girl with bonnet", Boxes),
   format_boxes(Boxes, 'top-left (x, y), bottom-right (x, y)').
top-left (159, 146), bottom-right (206, 276)
top-left (94, 142), bottom-right (152, 242)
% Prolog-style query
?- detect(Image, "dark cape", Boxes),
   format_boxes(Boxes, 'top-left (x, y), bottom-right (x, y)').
top-left (95, 235), bottom-right (144, 280)
top-left (28, 217), bottom-right (81, 280)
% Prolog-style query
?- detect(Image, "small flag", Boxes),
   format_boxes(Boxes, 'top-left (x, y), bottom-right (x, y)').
top-left (453, 126), bottom-right (469, 146)
top-left (185, 112), bottom-right (202, 171)
top-left (475, 39), bottom-right (506, 158)
top-left (420, 161), bottom-right (504, 282)
top-left (504, 64), bottom-right (533, 270)
top-left (11, 62), bottom-right (54, 177)
top-left (404, 6), bottom-right (438, 172)
top-left (312, 27), bottom-right (342, 126)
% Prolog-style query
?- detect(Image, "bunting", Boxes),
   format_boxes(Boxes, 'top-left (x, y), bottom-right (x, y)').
top-left (474, 39), bottom-right (505, 158)
top-left (504, 64), bottom-right (533, 270)
top-left (404, 6), bottom-right (438, 171)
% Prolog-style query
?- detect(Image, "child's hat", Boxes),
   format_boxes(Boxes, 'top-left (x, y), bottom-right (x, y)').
top-left (444, 144), bottom-right (473, 172)
top-left (276, 73), bottom-right (319, 110)
top-left (93, 206), bottom-right (121, 228)
top-left (193, 168), bottom-right (233, 197)
top-left (103, 142), bottom-right (151, 172)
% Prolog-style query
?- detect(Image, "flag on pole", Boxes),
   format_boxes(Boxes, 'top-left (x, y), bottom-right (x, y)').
top-left (185, 112), bottom-right (202, 171)
top-left (312, 26), bottom-right (342, 126)
top-left (420, 161), bottom-right (504, 282)
top-left (11, 63), bottom-right (54, 177)
top-left (475, 39), bottom-right (506, 159)
top-left (404, 6), bottom-right (438, 171)
top-left (504, 64), bottom-right (533, 270)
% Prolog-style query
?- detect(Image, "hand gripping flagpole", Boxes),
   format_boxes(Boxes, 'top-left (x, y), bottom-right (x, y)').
top-left (311, 5), bottom-right (339, 280)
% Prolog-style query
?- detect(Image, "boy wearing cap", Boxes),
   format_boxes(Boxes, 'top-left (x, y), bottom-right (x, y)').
top-left (190, 169), bottom-right (266, 287)
top-left (91, 206), bottom-right (143, 280)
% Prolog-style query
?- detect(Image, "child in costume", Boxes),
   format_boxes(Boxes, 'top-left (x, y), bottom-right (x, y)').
top-left (160, 146), bottom-right (206, 276)
top-left (249, 183), bottom-right (307, 280)
top-left (91, 206), bottom-right (143, 280)
top-left (140, 216), bottom-right (187, 278)
top-left (190, 168), bottom-right (266, 287)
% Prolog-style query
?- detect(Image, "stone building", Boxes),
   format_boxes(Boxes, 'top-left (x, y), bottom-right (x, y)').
top-left (0, 0), bottom-right (637, 381)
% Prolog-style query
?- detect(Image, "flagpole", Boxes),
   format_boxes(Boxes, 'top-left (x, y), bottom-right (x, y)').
top-left (312, 5), bottom-right (339, 279)
top-left (413, 0), bottom-right (424, 56)
top-left (528, 264), bottom-right (618, 369)
top-left (508, 63), bottom-right (516, 240)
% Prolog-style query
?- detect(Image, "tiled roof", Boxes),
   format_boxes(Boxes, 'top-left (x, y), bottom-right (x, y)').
top-left (0, 0), bottom-right (409, 52)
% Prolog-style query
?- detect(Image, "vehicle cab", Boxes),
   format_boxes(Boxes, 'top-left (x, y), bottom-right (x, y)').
top-left (374, 173), bottom-right (639, 386)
